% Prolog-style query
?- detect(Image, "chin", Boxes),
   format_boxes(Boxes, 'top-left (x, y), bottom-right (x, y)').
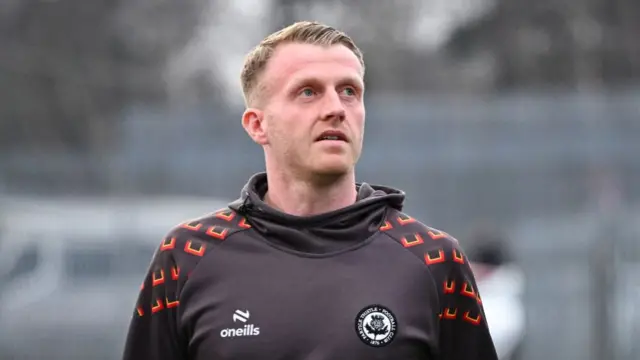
top-left (310, 159), bottom-right (354, 177)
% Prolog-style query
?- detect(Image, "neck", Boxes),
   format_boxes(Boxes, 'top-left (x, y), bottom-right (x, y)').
top-left (263, 169), bottom-right (358, 217)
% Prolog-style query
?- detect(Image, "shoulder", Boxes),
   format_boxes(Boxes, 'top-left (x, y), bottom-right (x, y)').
top-left (150, 207), bottom-right (252, 270)
top-left (380, 209), bottom-right (482, 305)
top-left (134, 208), bottom-right (253, 318)
top-left (380, 209), bottom-right (466, 268)
top-left (167, 207), bottom-right (252, 243)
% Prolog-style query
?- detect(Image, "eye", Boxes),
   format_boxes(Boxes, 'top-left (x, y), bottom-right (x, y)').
top-left (300, 88), bottom-right (315, 97)
top-left (341, 87), bottom-right (357, 97)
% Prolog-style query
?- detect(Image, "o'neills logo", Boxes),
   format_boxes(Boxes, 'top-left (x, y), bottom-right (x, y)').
top-left (220, 324), bottom-right (260, 338)
top-left (220, 309), bottom-right (260, 338)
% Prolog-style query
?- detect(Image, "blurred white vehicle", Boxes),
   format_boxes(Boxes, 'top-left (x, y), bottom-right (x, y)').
top-left (0, 196), bottom-right (231, 360)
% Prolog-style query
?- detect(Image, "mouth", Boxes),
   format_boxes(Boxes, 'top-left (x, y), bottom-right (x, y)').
top-left (315, 130), bottom-right (348, 142)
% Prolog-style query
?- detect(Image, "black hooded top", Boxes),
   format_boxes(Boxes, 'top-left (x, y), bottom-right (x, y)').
top-left (122, 172), bottom-right (499, 360)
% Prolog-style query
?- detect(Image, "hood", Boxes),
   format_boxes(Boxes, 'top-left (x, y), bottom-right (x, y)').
top-left (229, 172), bottom-right (405, 256)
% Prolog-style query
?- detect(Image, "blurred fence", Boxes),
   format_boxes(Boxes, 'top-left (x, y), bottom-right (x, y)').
top-left (2, 90), bottom-right (639, 226)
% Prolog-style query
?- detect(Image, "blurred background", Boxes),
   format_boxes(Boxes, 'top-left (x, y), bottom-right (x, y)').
top-left (0, 0), bottom-right (639, 359)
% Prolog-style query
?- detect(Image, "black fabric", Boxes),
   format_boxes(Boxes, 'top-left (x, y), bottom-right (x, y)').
top-left (122, 173), bottom-right (499, 360)
top-left (228, 172), bottom-right (405, 255)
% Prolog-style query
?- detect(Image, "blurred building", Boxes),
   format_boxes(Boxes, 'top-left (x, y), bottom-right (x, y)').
top-left (1, 1), bottom-right (639, 359)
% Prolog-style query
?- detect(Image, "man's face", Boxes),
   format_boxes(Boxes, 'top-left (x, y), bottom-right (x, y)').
top-left (244, 42), bottom-right (365, 179)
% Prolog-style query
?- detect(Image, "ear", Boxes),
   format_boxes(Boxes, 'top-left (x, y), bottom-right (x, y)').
top-left (242, 108), bottom-right (269, 145)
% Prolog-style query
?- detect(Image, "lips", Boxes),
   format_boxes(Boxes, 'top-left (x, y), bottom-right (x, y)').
top-left (315, 130), bottom-right (348, 142)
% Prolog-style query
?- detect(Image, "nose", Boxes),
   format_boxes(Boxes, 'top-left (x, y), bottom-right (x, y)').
top-left (320, 90), bottom-right (346, 122)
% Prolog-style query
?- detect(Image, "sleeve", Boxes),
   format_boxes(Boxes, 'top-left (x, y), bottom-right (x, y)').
top-left (122, 234), bottom-right (187, 360)
top-left (427, 239), bottom-right (500, 360)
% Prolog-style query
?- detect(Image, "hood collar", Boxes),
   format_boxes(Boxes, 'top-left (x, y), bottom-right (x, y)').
top-left (229, 172), bottom-right (405, 256)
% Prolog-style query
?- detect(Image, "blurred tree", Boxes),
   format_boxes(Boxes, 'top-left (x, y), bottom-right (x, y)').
top-left (446, 0), bottom-right (640, 91)
top-left (0, 0), bottom-right (207, 153)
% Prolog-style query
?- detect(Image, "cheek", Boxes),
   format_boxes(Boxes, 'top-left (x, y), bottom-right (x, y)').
top-left (273, 113), bottom-right (304, 135)
top-left (267, 115), bottom-right (301, 146)
top-left (265, 105), bottom-right (313, 149)
top-left (350, 107), bottom-right (366, 134)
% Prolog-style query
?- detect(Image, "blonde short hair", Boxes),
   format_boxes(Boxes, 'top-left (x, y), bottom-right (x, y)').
top-left (240, 21), bottom-right (365, 107)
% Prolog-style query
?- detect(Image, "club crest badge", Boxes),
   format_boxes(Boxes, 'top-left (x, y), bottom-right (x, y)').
top-left (355, 304), bottom-right (397, 347)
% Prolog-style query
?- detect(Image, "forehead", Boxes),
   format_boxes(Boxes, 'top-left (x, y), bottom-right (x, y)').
top-left (262, 43), bottom-right (363, 90)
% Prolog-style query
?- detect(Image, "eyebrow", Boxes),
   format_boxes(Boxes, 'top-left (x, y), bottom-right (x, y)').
top-left (288, 75), bottom-right (365, 92)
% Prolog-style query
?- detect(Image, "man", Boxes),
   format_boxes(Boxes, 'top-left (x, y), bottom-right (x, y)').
top-left (122, 21), bottom-right (499, 360)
